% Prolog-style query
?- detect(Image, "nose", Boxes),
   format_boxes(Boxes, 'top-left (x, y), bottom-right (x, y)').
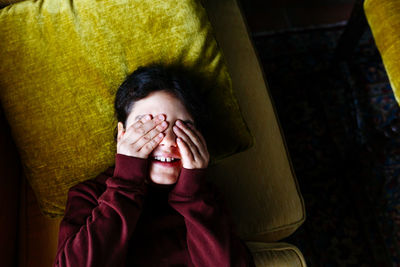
top-left (159, 124), bottom-right (178, 147)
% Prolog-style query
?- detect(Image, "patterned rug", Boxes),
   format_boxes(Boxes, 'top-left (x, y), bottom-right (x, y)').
top-left (252, 25), bottom-right (400, 266)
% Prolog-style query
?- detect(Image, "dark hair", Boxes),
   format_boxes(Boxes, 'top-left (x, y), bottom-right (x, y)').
top-left (113, 63), bottom-right (209, 142)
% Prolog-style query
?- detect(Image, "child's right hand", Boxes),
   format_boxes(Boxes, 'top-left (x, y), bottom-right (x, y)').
top-left (117, 113), bottom-right (168, 159)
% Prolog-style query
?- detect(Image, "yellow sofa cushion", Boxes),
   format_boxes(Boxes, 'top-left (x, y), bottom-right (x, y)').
top-left (364, 0), bottom-right (400, 105)
top-left (0, 0), bottom-right (253, 217)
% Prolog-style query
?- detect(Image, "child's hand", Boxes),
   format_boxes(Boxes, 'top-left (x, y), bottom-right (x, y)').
top-left (117, 114), bottom-right (168, 159)
top-left (173, 120), bottom-right (209, 169)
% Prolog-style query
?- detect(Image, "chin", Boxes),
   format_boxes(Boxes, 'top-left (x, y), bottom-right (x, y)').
top-left (149, 162), bottom-right (181, 185)
top-left (149, 174), bottom-right (178, 185)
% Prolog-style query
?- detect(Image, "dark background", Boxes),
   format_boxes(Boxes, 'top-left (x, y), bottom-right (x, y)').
top-left (239, 0), bottom-right (355, 33)
top-left (238, 0), bottom-right (400, 266)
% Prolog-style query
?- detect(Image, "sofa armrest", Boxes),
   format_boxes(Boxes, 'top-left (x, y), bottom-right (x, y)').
top-left (202, 0), bottom-right (305, 242)
top-left (247, 242), bottom-right (307, 267)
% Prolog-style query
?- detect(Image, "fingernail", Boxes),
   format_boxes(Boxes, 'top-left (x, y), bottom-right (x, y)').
top-left (161, 121), bottom-right (167, 127)
top-left (158, 114), bottom-right (165, 120)
top-left (144, 115), bottom-right (151, 121)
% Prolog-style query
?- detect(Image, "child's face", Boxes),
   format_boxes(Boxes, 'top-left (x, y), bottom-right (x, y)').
top-left (125, 90), bottom-right (194, 185)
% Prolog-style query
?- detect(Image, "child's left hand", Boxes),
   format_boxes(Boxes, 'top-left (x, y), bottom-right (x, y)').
top-left (173, 120), bottom-right (209, 169)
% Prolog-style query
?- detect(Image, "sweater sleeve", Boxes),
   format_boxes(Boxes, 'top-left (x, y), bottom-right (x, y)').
top-left (53, 153), bottom-right (149, 267)
top-left (168, 168), bottom-right (256, 267)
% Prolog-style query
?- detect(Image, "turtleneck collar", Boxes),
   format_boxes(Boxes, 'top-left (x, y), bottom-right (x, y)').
top-left (146, 178), bottom-right (175, 190)
top-left (144, 179), bottom-right (175, 204)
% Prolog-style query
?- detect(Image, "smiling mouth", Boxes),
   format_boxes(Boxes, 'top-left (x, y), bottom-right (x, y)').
top-left (151, 157), bottom-right (181, 167)
top-left (152, 156), bottom-right (180, 163)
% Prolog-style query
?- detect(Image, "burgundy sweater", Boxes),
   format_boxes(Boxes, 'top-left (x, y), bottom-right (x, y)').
top-left (53, 153), bottom-right (256, 267)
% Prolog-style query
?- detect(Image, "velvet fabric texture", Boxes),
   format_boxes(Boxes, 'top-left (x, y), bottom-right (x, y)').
top-left (0, 0), bottom-right (253, 217)
top-left (364, 0), bottom-right (400, 106)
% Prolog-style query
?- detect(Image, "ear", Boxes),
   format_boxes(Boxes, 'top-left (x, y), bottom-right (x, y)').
top-left (117, 122), bottom-right (125, 141)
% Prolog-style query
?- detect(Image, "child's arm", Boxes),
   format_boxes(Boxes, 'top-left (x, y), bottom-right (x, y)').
top-left (168, 168), bottom-right (256, 267)
top-left (53, 154), bottom-right (149, 267)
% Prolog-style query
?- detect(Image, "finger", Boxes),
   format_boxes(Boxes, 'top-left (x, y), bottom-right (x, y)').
top-left (140, 113), bottom-right (166, 133)
top-left (174, 120), bottom-right (205, 155)
top-left (185, 124), bottom-right (209, 163)
top-left (122, 114), bottom-right (152, 141)
top-left (138, 132), bottom-right (165, 156)
top-left (132, 114), bottom-right (152, 129)
top-left (186, 123), bottom-right (208, 153)
top-left (125, 113), bottom-right (165, 143)
top-left (135, 121), bottom-right (168, 150)
top-left (173, 125), bottom-right (200, 160)
top-left (176, 137), bottom-right (195, 163)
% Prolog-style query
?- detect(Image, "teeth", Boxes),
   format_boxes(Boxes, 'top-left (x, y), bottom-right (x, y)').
top-left (154, 156), bottom-right (178, 162)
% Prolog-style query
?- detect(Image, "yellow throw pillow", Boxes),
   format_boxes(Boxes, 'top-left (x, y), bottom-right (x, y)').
top-left (364, 0), bottom-right (400, 106)
top-left (0, 0), bottom-right (253, 217)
